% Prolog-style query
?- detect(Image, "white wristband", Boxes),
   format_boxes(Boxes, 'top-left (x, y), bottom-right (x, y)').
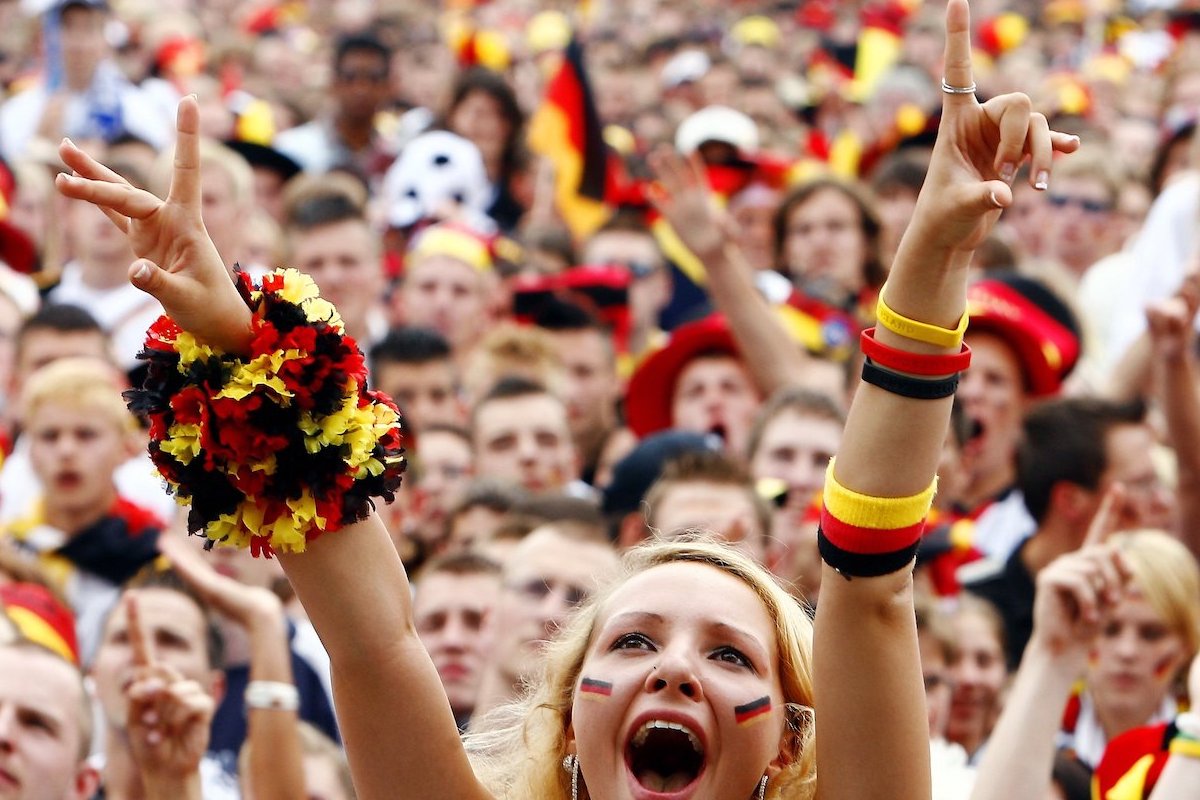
top-left (244, 681), bottom-right (299, 712)
top-left (1178, 712), bottom-right (1200, 739)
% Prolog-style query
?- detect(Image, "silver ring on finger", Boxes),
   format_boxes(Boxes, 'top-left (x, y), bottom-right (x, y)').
top-left (941, 79), bottom-right (977, 95)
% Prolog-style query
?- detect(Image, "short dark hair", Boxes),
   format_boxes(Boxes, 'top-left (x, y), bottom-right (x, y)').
top-left (869, 155), bottom-right (927, 195)
top-left (533, 298), bottom-right (602, 332)
top-left (18, 304), bottom-right (102, 339)
top-left (413, 550), bottom-right (501, 586)
top-left (15, 304), bottom-right (105, 360)
top-left (471, 376), bottom-right (558, 432)
top-left (644, 450), bottom-right (770, 538)
top-left (746, 387), bottom-right (845, 461)
top-left (370, 326), bottom-right (453, 373)
top-left (1017, 398), bottom-right (1147, 524)
top-left (334, 31), bottom-right (391, 70)
top-left (287, 191), bottom-right (364, 232)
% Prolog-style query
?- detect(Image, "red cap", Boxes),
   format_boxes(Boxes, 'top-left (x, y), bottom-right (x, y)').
top-left (625, 315), bottom-right (739, 438)
top-left (967, 276), bottom-right (1080, 397)
top-left (0, 160), bottom-right (37, 274)
top-left (0, 582), bottom-right (79, 665)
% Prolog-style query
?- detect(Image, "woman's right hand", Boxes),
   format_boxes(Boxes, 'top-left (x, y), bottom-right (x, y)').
top-left (54, 96), bottom-right (252, 353)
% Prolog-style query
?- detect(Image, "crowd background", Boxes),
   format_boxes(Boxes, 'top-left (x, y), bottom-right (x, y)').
top-left (2, 0), bottom-right (1200, 798)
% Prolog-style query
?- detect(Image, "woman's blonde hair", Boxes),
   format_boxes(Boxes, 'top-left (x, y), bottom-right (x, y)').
top-left (466, 536), bottom-right (817, 799)
top-left (1111, 530), bottom-right (1200, 659)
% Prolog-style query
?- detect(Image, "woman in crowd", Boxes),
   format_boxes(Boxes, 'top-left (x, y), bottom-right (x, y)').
top-left (946, 596), bottom-right (1009, 763)
top-left (441, 67), bottom-right (528, 232)
top-left (971, 511), bottom-right (1200, 799)
top-left (772, 177), bottom-right (886, 322)
top-left (56, 2), bottom-right (1078, 797)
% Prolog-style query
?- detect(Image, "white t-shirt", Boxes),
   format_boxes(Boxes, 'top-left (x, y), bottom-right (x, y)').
top-left (47, 261), bottom-right (164, 371)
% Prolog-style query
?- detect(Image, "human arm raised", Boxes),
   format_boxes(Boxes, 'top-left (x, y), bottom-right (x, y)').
top-left (158, 531), bottom-right (306, 800)
top-left (1145, 277), bottom-right (1200, 560)
top-left (969, 487), bottom-right (1130, 800)
top-left (811, 3), bottom-right (1080, 799)
top-left (123, 593), bottom-right (213, 800)
top-left (648, 152), bottom-right (815, 398)
top-left (55, 99), bottom-right (491, 800)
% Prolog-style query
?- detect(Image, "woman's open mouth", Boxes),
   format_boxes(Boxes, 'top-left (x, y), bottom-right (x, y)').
top-left (625, 719), bottom-right (707, 796)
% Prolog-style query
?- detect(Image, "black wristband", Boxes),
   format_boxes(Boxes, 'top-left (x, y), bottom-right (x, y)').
top-left (862, 359), bottom-right (959, 400)
top-left (817, 526), bottom-right (922, 578)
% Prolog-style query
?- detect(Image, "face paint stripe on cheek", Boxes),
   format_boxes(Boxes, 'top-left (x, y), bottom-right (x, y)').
top-left (734, 696), bottom-right (772, 726)
top-left (581, 677), bottom-right (614, 698)
top-left (1153, 655), bottom-right (1175, 680)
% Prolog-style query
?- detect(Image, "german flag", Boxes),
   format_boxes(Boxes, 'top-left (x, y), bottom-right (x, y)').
top-left (527, 38), bottom-right (611, 240)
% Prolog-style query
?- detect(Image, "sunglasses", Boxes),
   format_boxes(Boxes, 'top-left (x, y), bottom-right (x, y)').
top-left (1046, 194), bottom-right (1112, 214)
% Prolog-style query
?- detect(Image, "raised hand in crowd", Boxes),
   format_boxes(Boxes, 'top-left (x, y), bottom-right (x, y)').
top-left (53, 3), bottom-right (1083, 800)
top-left (56, 101), bottom-right (252, 354)
top-left (649, 147), bottom-right (816, 399)
top-left (158, 531), bottom-right (306, 800)
top-left (1147, 272), bottom-right (1200, 559)
top-left (123, 591), bottom-right (214, 800)
top-left (970, 485), bottom-right (1131, 800)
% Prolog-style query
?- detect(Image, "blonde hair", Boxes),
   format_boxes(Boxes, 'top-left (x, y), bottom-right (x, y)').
top-left (465, 537), bottom-right (817, 799)
top-left (463, 324), bottom-right (567, 404)
top-left (19, 357), bottom-right (135, 434)
top-left (1111, 529), bottom-right (1200, 658)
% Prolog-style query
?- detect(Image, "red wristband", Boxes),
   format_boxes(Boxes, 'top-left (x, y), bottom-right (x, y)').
top-left (860, 327), bottom-right (972, 376)
top-left (819, 509), bottom-right (927, 554)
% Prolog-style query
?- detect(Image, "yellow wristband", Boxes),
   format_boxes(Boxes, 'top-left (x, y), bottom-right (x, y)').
top-left (876, 289), bottom-right (968, 350)
top-left (1169, 736), bottom-right (1200, 760)
top-left (823, 459), bottom-right (937, 529)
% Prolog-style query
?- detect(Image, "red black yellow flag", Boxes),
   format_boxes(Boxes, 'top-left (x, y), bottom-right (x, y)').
top-left (527, 38), bottom-right (611, 240)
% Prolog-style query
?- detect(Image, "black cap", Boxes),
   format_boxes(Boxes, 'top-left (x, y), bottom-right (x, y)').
top-left (223, 140), bottom-right (302, 183)
top-left (601, 430), bottom-right (722, 518)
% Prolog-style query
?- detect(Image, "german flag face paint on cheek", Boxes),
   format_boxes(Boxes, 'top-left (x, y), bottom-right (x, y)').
top-left (735, 696), bottom-right (771, 726)
top-left (581, 677), bottom-right (614, 699)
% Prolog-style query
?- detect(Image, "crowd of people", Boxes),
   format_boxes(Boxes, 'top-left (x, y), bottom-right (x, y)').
top-left (1, 0), bottom-right (1200, 798)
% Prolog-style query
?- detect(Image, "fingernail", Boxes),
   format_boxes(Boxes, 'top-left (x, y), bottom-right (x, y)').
top-left (147, 730), bottom-right (162, 745)
top-left (1035, 171), bottom-right (1049, 191)
top-left (142, 710), bottom-right (158, 725)
top-left (989, 191), bottom-right (1002, 209)
top-left (63, 137), bottom-right (74, 148)
top-left (999, 162), bottom-right (1016, 183)
top-left (132, 261), bottom-right (150, 281)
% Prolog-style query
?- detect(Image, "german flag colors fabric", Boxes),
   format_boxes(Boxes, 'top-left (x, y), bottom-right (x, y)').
top-left (818, 459), bottom-right (935, 577)
top-left (527, 38), bottom-right (611, 241)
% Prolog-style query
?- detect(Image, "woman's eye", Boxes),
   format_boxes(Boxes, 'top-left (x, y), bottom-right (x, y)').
top-left (712, 646), bottom-right (752, 669)
top-left (612, 632), bottom-right (655, 651)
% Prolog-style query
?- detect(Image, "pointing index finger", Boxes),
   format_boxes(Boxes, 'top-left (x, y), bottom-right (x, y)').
top-left (125, 592), bottom-right (156, 669)
top-left (1082, 482), bottom-right (1125, 548)
top-left (166, 95), bottom-right (202, 209)
top-left (941, 0), bottom-right (975, 103)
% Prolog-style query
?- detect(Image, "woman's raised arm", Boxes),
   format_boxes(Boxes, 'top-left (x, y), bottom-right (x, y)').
top-left (56, 98), bottom-right (490, 800)
top-left (811, 3), bottom-right (1078, 799)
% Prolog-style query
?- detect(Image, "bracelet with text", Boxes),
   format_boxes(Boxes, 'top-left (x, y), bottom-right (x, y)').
top-left (875, 290), bottom-right (968, 350)
top-left (862, 360), bottom-right (959, 400)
